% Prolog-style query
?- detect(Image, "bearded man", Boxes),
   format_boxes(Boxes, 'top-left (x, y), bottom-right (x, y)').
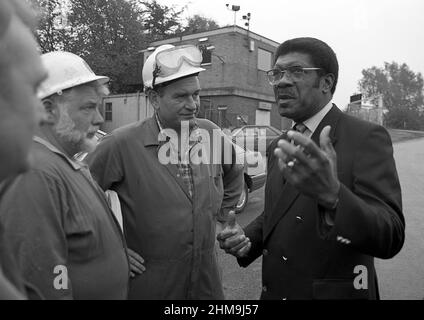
top-left (0, 52), bottom-right (130, 299)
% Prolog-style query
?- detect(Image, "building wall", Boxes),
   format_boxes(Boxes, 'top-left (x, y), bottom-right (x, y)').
top-left (194, 31), bottom-right (276, 96)
top-left (199, 94), bottom-right (291, 130)
top-left (199, 95), bottom-right (256, 128)
top-left (100, 93), bottom-right (153, 133)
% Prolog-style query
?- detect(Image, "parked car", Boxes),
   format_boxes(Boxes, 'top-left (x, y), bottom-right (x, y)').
top-left (232, 142), bottom-right (266, 213)
top-left (232, 125), bottom-right (282, 156)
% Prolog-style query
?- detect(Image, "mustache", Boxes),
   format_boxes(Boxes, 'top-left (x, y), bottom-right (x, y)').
top-left (87, 128), bottom-right (99, 135)
top-left (276, 91), bottom-right (297, 98)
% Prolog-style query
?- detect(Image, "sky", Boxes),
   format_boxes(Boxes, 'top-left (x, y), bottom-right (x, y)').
top-left (156, 0), bottom-right (424, 109)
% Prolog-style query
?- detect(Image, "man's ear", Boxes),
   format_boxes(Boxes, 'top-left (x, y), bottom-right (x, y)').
top-left (41, 99), bottom-right (60, 125)
top-left (321, 74), bottom-right (335, 94)
top-left (149, 90), bottom-right (160, 111)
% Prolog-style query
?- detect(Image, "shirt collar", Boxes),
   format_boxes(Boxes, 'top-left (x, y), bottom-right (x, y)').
top-left (33, 136), bottom-right (85, 171)
top-left (154, 112), bottom-right (201, 145)
top-left (293, 100), bottom-right (333, 135)
top-left (155, 112), bottom-right (165, 134)
top-left (155, 112), bottom-right (169, 143)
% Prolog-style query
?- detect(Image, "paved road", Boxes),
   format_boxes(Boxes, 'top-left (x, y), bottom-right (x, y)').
top-left (219, 138), bottom-right (424, 300)
top-left (217, 188), bottom-right (264, 300)
top-left (375, 138), bottom-right (424, 300)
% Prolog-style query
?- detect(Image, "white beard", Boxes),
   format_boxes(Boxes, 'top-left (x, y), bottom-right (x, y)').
top-left (82, 135), bottom-right (98, 153)
top-left (55, 106), bottom-right (97, 155)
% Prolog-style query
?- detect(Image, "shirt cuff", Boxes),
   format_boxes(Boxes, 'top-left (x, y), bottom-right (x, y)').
top-left (319, 198), bottom-right (339, 227)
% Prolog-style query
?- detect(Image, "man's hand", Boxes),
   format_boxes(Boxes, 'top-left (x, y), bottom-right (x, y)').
top-left (127, 248), bottom-right (146, 278)
top-left (274, 126), bottom-right (340, 208)
top-left (216, 211), bottom-right (251, 258)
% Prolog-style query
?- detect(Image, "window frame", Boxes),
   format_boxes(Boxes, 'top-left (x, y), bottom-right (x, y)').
top-left (105, 102), bottom-right (113, 122)
top-left (257, 48), bottom-right (273, 72)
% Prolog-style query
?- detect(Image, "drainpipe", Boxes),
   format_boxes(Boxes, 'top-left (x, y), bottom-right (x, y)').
top-left (137, 90), bottom-right (141, 121)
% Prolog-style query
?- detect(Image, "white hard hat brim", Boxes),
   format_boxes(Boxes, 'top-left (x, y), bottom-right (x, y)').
top-left (38, 75), bottom-right (109, 100)
top-left (146, 64), bottom-right (205, 88)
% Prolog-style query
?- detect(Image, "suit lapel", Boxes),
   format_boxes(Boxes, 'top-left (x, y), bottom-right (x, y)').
top-left (263, 105), bottom-right (342, 241)
top-left (264, 182), bottom-right (300, 240)
top-left (310, 104), bottom-right (340, 146)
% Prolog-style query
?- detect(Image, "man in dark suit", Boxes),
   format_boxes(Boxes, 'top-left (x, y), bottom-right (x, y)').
top-left (217, 37), bottom-right (405, 300)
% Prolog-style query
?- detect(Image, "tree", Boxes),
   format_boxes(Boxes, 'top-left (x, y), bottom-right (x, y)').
top-left (183, 14), bottom-right (219, 35)
top-left (28, 0), bottom-right (71, 52)
top-left (65, 0), bottom-right (149, 93)
top-left (29, 0), bottom-right (219, 94)
top-left (359, 62), bottom-right (424, 130)
top-left (138, 0), bottom-right (184, 42)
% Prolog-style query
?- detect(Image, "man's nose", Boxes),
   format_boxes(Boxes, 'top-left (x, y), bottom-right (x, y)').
top-left (185, 96), bottom-right (197, 110)
top-left (93, 107), bottom-right (104, 126)
top-left (276, 73), bottom-right (294, 87)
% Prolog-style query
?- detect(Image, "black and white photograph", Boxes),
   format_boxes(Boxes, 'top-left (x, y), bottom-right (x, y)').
top-left (0, 0), bottom-right (423, 309)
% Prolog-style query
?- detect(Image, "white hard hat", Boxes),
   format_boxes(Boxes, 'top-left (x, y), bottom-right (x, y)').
top-left (38, 51), bottom-right (109, 99)
top-left (142, 44), bottom-right (205, 89)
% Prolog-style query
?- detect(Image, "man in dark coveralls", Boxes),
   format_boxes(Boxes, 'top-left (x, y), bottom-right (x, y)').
top-left (0, 51), bottom-right (130, 299)
top-left (88, 44), bottom-right (244, 299)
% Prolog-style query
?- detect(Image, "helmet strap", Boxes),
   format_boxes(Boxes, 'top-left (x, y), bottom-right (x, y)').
top-left (152, 65), bottom-right (161, 88)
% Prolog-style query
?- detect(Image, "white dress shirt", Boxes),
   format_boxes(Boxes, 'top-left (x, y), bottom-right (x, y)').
top-left (292, 100), bottom-right (333, 137)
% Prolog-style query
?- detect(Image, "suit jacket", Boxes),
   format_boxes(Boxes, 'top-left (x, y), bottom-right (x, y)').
top-left (239, 105), bottom-right (405, 300)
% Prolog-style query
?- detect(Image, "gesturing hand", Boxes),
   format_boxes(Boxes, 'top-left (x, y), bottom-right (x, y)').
top-left (216, 211), bottom-right (251, 258)
top-left (127, 248), bottom-right (146, 278)
top-left (274, 125), bottom-right (340, 208)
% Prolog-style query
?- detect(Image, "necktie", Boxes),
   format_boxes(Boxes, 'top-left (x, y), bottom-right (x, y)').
top-left (293, 122), bottom-right (307, 134)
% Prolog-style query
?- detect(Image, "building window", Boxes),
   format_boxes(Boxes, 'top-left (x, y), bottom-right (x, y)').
top-left (257, 48), bottom-right (272, 71)
top-left (198, 44), bottom-right (212, 65)
top-left (105, 102), bottom-right (112, 121)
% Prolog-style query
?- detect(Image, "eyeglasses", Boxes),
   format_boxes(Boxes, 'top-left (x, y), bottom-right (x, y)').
top-left (152, 45), bottom-right (203, 87)
top-left (266, 66), bottom-right (322, 85)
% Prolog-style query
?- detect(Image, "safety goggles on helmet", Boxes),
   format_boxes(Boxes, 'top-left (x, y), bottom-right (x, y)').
top-left (152, 45), bottom-right (203, 88)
